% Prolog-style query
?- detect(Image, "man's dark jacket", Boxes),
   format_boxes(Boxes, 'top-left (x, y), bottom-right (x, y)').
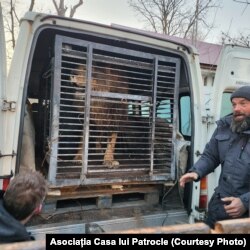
top-left (0, 191), bottom-right (34, 243)
top-left (190, 114), bottom-right (250, 210)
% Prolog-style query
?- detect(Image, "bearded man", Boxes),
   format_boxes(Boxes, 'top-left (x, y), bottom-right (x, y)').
top-left (180, 85), bottom-right (250, 229)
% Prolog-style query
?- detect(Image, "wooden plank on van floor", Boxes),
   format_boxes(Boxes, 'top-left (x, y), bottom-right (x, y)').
top-left (112, 222), bottom-right (211, 234)
top-left (214, 218), bottom-right (250, 234)
top-left (0, 240), bottom-right (45, 250)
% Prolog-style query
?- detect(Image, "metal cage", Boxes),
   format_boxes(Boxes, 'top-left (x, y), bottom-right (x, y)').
top-left (46, 35), bottom-right (180, 186)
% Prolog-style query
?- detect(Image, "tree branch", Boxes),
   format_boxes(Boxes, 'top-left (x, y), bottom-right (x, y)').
top-left (52, 0), bottom-right (67, 16)
top-left (70, 0), bottom-right (83, 18)
top-left (29, 0), bottom-right (35, 11)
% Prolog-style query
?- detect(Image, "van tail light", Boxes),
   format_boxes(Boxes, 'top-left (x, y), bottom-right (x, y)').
top-left (0, 177), bottom-right (11, 191)
top-left (199, 177), bottom-right (208, 209)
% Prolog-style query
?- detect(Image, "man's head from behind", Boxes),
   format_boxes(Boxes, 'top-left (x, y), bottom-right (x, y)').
top-left (230, 85), bottom-right (250, 133)
top-left (3, 171), bottom-right (47, 223)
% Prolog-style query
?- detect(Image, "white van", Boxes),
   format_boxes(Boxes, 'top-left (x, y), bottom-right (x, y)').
top-left (1, 6), bottom-right (250, 236)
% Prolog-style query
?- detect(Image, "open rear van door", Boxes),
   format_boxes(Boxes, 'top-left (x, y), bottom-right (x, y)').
top-left (206, 44), bottom-right (250, 201)
top-left (0, 3), bottom-right (11, 187)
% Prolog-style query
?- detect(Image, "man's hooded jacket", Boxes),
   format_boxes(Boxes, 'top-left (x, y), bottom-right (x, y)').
top-left (189, 114), bottom-right (250, 210)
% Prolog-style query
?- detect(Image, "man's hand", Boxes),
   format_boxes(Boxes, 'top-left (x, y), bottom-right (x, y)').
top-left (179, 172), bottom-right (199, 188)
top-left (222, 197), bottom-right (247, 218)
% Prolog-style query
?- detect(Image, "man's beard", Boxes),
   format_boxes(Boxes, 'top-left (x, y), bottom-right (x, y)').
top-left (231, 116), bottom-right (250, 133)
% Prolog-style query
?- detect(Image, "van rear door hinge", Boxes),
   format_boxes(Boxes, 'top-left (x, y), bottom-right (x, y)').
top-left (0, 151), bottom-right (16, 158)
top-left (2, 100), bottom-right (16, 111)
top-left (202, 115), bottom-right (214, 124)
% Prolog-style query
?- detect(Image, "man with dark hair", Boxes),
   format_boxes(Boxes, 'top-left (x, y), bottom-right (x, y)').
top-left (180, 85), bottom-right (250, 229)
top-left (0, 171), bottom-right (47, 243)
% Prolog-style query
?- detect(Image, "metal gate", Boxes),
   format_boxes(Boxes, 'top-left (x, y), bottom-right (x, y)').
top-left (47, 35), bottom-right (180, 186)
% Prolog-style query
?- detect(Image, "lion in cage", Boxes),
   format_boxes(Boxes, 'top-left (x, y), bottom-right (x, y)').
top-left (70, 63), bottom-right (128, 168)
